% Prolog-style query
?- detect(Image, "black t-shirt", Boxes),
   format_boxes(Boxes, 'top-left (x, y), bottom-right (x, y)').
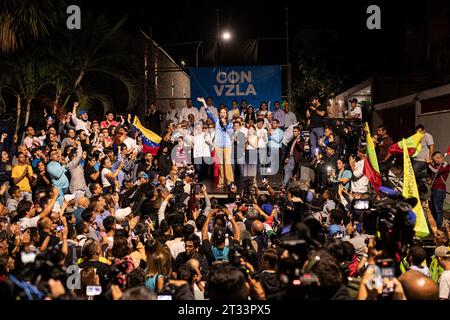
top-left (35, 172), bottom-right (51, 191)
top-left (84, 164), bottom-right (98, 185)
top-left (310, 104), bottom-right (327, 128)
top-left (78, 260), bottom-right (111, 286)
top-left (37, 231), bottom-right (61, 248)
top-left (145, 111), bottom-right (164, 135)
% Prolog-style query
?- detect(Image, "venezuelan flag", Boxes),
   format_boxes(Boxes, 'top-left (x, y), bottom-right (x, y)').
top-left (132, 116), bottom-right (162, 156)
top-left (363, 122), bottom-right (382, 194)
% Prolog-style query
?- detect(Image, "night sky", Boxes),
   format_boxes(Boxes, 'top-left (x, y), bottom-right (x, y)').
top-left (84, 0), bottom-right (428, 89)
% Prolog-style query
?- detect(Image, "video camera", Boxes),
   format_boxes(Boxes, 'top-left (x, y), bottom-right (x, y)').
top-left (228, 235), bottom-right (258, 281)
top-left (241, 179), bottom-right (257, 206)
top-left (356, 187), bottom-right (417, 271)
top-left (277, 239), bottom-right (320, 300)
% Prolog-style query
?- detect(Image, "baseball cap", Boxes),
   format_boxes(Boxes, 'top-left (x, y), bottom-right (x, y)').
top-left (115, 207), bottom-right (132, 221)
top-left (310, 95), bottom-right (319, 101)
top-left (261, 203), bottom-right (273, 216)
top-left (328, 224), bottom-right (344, 239)
top-left (79, 110), bottom-right (88, 116)
top-left (138, 172), bottom-right (149, 180)
top-left (434, 246), bottom-right (450, 258)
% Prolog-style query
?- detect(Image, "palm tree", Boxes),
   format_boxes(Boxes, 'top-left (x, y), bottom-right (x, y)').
top-left (47, 14), bottom-right (139, 114)
top-left (0, 54), bottom-right (54, 142)
top-left (0, 0), bottom-right (66, 53)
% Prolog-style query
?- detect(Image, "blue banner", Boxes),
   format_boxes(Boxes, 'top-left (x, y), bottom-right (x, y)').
top-left (189, 65), bottom-right (281, 109)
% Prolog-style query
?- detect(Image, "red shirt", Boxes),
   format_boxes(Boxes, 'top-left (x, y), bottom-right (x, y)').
top-left (101, 120), bottom-right (119, 128)
top-left (429, 161), bottom-right (449, 190)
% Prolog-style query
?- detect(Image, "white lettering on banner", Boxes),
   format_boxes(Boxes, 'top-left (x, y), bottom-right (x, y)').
top-left (214, 86), bottom-right (224, 96)
top-left (216, 72), bottom-right (228, 84)
top-left (214, 70), bottom-right (257, 97)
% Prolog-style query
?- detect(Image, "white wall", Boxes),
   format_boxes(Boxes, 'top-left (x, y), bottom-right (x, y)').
top-left (418, 110), bottom-right (450, 202)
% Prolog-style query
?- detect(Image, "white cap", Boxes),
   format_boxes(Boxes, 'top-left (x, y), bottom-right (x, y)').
top-left (115, 207), bottom-right (132, 221)
top-left (64, 194), bottom-right (76, 202)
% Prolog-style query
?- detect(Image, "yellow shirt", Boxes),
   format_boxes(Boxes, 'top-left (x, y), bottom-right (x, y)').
top-left (11, 164), bottom-right (33, 192)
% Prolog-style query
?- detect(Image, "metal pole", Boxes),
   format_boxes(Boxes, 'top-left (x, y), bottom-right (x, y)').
top-left (143, 32), bottom-right (148, 112)
top-left (216, 8), bottom-right (220, 66)
top-left (196, 41), bottom-right (202, 67)
top-left (285, 7), bottom-right (292, 109)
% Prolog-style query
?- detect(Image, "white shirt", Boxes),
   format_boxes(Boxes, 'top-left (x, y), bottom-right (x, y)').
top-left (439, 270), bottom-right (450, 300)
top-left (179, 107), bottom-right (199, 122)
top-left (193, 132), bottom-right (212, 158)
top-left (410, 265), bottom-right (430, 277)
top-left (19, 215), bottom-right (40, 231)
top-left (256, 128), bottom-right (268, 149)
top-left (350, 106), bottom-right (362, 120)
top-left (199, 105), bottom-right (218, 122)
top-left (282, 123), bottom-right (299, 146)
top-left (166, 109), bottom-right (179, 124)
top-left (284, 112), bottom-right (297, 128)
top-left (165, 238), bottom-right (185, 259)
top-left (239, 127), bottom-right (248, 136)
top-left (101, 168), bottom-right (113, 187)
top-left (351, 159), bottom-right (369, 193)
top-left (71, 115), bottom-right (91, 135)
top-left (122, 137), bottom-right (141, 153)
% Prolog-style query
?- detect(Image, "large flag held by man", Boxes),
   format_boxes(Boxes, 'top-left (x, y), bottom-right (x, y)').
top-left (402, 138), bottom-right (429, 238)
top-left (388, 131), bottom-right (424, 157)
top-left (132, 116), bottom-right (162, 155)
top-left (364, 122), bottom-right (382, 194)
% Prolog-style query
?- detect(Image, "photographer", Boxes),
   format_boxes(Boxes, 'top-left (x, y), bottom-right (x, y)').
top-left (201, 208), bottom-right (240, 265)
top-left (315, 143), bottom-right (339, 192)
top-left (306, 96), bottom-right (327, 161)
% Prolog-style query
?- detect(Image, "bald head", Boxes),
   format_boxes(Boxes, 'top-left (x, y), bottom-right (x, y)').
top-left (187, 258), bottom-right (200, 270)
top-left (77, 196), bottom-right (90, 208)
top-left (251, 220), bottom-right (264, 235)
top-left (399, 270), bottom-right (438, 300)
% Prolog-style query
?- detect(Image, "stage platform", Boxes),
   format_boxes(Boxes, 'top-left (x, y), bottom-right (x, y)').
top-left (197, 163), bottom-right (315, 198)
top-left (198, 173), bottom-right (282, 198)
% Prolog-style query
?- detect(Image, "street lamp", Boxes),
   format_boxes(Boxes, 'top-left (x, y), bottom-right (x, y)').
top-left (222, 31), bottom-right (231, 41)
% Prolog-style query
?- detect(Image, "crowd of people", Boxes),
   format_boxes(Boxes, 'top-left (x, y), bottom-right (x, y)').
top-left (0, 94), bottom-right (449, 301)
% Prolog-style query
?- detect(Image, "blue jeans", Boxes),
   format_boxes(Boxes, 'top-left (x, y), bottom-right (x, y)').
top-left (283, 156), bottom-right (300, 187)
top-left (431, 189), bottom-right (446, 228)
top-left (310, 127), bottom-right (324, 158)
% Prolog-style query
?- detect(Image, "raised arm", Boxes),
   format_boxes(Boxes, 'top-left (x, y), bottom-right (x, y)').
top-left (158, 194), bottom-right (172, 225)
top-left (39, 187), bottom-right (60, 219)
top-left (66, 143), bottom-right (83, 170)
top-left (202, 210), bottom-right (216, 241)
top-left (197, 97), bottom-right (217, 123)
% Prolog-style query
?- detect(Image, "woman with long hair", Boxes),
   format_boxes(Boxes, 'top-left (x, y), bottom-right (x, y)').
top-left (244, 105), bottom-right (257, 124)
top-left (144, 250), bottom-right (172, 293)
top-left (245, 125), bottom-right (258, 177)
top-left (197, 97), bottom-right (234, 189)
top-left (100, 156), bottom-right (124, 193)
